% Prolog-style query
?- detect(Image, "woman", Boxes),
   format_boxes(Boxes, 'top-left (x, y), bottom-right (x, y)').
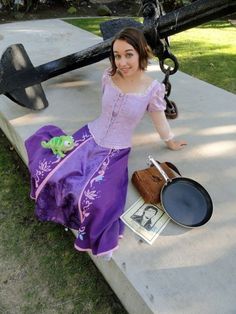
top-left (25, 27), bottom-right (186, 260)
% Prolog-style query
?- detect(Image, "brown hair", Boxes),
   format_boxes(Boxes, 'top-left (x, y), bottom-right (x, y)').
top-left (109, 27), bottom-right (153, 76)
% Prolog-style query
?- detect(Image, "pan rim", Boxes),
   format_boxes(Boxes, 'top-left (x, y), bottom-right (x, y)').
top-left (160, 177), bottom-right (213, 228)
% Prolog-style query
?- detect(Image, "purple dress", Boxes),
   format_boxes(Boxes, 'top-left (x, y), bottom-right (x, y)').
top-left (25, 69), bottom-right (166, 256)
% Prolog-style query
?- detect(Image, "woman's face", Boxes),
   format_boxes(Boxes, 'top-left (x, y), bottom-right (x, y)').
top-left (113, 39), bottom-right (140, 77)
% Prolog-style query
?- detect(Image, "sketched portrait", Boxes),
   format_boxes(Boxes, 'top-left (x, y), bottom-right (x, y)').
top-left (131, 205), bottom-right (159, 231)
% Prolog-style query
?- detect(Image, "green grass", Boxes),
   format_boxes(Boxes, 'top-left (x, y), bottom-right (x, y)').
top-left (170, 21), bottom-right (236, 93)
top-left (65, 18), bottom-right (236, 94)
top-left (66, 17), bottom-right (115, 37)
top-left (0, 131), bottom-right (127, 313)
top-left (66, 17), bottom-right (143, 37)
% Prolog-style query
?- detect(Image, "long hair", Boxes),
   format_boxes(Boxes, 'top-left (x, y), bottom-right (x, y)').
top-left (109, 27), bottom-right (153, 76)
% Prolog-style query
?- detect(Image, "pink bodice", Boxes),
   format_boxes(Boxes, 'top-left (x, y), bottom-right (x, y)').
top-left (88, 69), bottom-right (166, 149)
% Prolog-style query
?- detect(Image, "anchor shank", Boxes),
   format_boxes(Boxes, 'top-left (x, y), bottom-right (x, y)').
top-left (36, 38), bottom-right (112, 82)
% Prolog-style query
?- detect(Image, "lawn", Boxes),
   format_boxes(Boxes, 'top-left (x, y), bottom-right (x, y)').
top-left (170, 21), bottom-right (236, 94)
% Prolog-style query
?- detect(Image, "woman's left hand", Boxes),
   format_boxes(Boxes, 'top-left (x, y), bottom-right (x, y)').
top-left (165, 139), bottom-right (187, 151)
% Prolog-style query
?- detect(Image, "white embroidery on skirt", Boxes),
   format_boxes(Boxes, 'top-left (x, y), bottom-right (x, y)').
top-left (34, 132), bottom-right (91, 188)
top-left (78, 226), bottom-right (86, 240)
top-left (78, 149), bottom-right (119, 240)
top-left (35, 158), bottom-right (58, 188)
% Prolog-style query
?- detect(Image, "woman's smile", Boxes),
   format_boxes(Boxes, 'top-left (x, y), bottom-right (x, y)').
top-left (113, 39), bottom-right (140, 77)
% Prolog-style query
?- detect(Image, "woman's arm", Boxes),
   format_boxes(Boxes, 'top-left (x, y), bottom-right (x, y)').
top-left (149, 111), bottom-right (187, 151)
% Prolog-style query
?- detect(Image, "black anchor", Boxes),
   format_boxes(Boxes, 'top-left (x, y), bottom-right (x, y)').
top-left (0, 0), bottom-right (234, 110)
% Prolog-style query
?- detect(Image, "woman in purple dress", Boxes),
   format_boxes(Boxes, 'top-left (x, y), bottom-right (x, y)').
top-left (25, 27), bottom-right (187, 260)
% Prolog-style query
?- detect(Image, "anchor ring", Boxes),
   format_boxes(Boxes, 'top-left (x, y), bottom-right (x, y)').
top-left (159, 52), bottom-right (179, 75)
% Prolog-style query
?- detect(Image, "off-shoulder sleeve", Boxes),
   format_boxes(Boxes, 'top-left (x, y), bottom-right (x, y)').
top-left (147, 82), bottom-right (166, 112)
top-left (102, 68), bottom-right (111, 93)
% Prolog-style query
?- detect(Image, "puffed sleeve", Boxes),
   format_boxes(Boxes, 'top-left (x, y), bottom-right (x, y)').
top-left (101, 68), bottom-right (110, 94)
top-left (147, 82), bottom-right (166, 112)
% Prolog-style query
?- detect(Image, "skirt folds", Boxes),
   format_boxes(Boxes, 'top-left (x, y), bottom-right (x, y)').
top-left (25, 125), bottom-right (130, 256)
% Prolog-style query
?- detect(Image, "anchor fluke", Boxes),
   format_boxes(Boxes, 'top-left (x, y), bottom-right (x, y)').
top-left (0, 44), bottom-right (48, 110)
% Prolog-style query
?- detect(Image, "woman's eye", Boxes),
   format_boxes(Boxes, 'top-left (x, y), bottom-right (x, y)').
top-left (114, 55), bottom-right (120, 59)
top-left (126, 53), bottom-right (133, 58)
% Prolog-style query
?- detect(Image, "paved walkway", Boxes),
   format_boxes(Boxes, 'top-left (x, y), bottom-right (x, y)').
top-left (0, 19), bottom-right (236, 314)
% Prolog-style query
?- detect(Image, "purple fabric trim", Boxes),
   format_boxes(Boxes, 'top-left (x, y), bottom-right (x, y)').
top-left (77, 148), bottom-right (113, 223)
top-left (35, 136), bottom-right (92, 200)
top-left (25, 125), bottom-right (92, 199)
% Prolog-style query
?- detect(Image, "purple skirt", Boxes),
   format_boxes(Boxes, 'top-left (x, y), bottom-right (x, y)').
top-left (25, 125), bottom-right (130, 256)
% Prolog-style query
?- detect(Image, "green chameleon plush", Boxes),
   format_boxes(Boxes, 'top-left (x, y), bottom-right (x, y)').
top-left (41, 135), bottom-right (75, 158)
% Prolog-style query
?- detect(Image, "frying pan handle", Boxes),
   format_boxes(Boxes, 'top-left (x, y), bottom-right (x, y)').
top-left (148, 155), bottom-right (170, 183)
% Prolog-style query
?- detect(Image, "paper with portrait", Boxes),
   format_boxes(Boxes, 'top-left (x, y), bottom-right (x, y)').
top-left (121, 197), bottom-right (170, 245)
